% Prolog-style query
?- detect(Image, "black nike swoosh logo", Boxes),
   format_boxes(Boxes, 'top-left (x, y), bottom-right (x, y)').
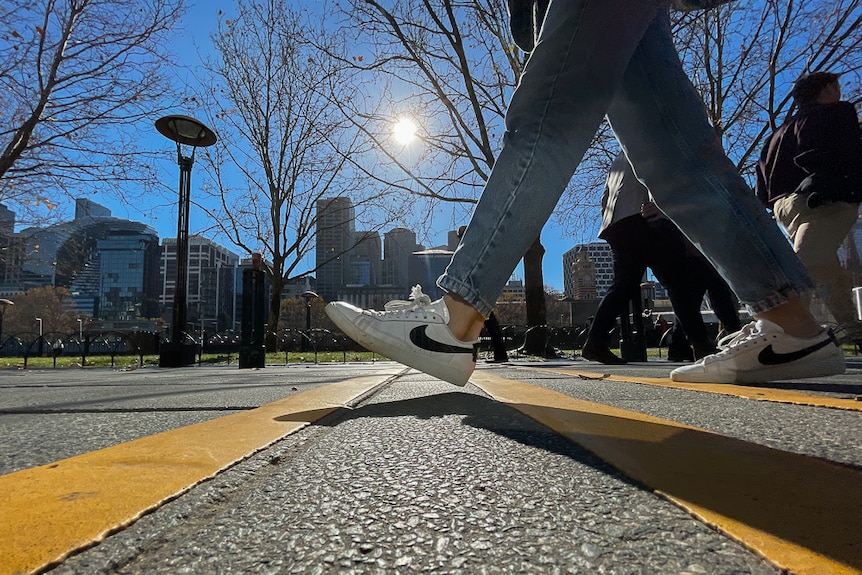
top-left (757, 335), bottom-right (835, 365)
top-left (409, 325), bottom-right (475, 355)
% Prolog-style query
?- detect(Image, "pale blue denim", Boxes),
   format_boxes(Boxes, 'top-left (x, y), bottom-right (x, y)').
top-left (438, 0), bottom-right (811, 317)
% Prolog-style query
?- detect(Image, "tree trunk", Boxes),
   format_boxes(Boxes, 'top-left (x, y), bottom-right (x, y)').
top-left (266, 274), bottom-right (284, 352)
top-left (520, 236), bottom-right (556, 357)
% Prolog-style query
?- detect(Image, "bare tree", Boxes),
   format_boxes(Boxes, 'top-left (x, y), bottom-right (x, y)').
top-left (335, 0), bottom-right (617, 354)
top-left (331, 0), bottom-right (519, 222)
top-left (673, 0), bottom-right (862, 173)
top-left (189, 0), bottom-right (395, 342)
top-left (0, 0), bottom-right (185, 222)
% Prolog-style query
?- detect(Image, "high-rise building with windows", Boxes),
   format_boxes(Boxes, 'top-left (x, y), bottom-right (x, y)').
top-left (7, 199), bottom-right (161, 320)
top-left (315, 197), bottom-right (356, 302)
top-left (383, 227), bottom-right (419, 291)
top-left (408, 249), bottom-right (452, 300)
top-left (96, 234), bottom-right (161, 320)
top-left (159, 236), bottom-right (240, 332)
top-left (563, 243), bottom-right (614, 299)
top-left (350, 230), bottom-right (382, 287)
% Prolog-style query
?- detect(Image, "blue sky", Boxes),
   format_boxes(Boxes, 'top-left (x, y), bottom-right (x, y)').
top-left (94, 0), bottom-right (578, 292)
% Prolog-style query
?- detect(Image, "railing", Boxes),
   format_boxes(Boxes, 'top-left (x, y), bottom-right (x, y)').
top-left (0, 320), bottom-right (729, 367)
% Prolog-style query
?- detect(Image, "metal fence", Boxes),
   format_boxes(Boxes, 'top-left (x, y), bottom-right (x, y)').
top-left (0, 321), bottom-right (685, 367)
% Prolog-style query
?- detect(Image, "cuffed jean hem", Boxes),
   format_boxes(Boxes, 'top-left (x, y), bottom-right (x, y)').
top-left (746, 286), bottom-right (808, 315)
top-left (437, 275), bottom-right (494, 318)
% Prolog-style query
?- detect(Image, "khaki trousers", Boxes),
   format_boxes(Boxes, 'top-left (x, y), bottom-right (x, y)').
top-left (773, 194), bottom-right (860, 325)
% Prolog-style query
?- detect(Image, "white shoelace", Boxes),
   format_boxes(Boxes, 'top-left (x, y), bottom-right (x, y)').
top-left (382, 285), bottom-right (433, 316)
top-left (716, 322), bottom-right (757, 350)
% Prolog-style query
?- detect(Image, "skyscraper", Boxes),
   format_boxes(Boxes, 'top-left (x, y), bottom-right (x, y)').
top-left (383, 227), bottom-right (418, 291)
top-left (315, 197), bottom-right (356, 301)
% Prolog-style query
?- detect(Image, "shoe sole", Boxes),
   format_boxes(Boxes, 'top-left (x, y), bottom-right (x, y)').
top-left (671, 353), bottom-right (845, 384)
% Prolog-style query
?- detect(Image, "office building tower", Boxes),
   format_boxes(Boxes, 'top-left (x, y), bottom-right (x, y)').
top-left (9, 199), bottom-right (160, 320)
top-left (383, 227), bottom-right (419, 292)
top-left (350, 230), bottom-right (382, 287)
top-left (563, 243), bottom-right (614, 299)
top-left (408, 249), bottom-right (453, 301)
top-left (315, 197), bottom-right (355, 301)
top-left (160, 236), bottom-right (240, 333)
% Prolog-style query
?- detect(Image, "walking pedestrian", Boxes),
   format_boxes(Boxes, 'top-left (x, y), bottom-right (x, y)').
top-left (581, 153), bottom-right (727, 364)
top-left (756, 71), bottom-right (862, 343)
top-left (326, 1), bottom-right (844, 386)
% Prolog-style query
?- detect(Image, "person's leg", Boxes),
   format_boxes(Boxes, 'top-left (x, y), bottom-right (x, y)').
top-left (606, 11), bottom-right (813, 327)
top-left (605, 10), bottom-right (842, 383)
top-left (702, 269), bottom-right (742, 334)
top-left (583, 218), bottom-right (649, 362)
top-left (326, 0), bottom-right (667, 385)
top-left (483, 311), bottom-right (509, 362)
top-left (646, 221), bottom-right (715, 357)
top-left (774, 195), bottom-right (859, 326)
top-left (438, 0), bottom-right (665, 323)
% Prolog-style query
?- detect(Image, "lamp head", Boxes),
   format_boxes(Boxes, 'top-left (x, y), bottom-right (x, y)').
top-left (155, 115), bottom-right (217, 147)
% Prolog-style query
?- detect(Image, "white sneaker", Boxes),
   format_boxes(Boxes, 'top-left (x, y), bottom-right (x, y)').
top-left (671, 319), bottom-right (845, 384)
top-left (325, 286), bottom-right (477, 386)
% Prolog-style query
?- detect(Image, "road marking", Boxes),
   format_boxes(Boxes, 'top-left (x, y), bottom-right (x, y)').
top-left (471, 371), bottom-right (862, 575)
top-left (0, 372), bottom-right (399, 575)
top-left (527, 366), bottom-right (862, 412)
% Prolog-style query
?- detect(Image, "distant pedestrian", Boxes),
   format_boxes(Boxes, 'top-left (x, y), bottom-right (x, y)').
top-left (582, 154), bottom-right (731, 364)
top-left (644, 200), bottom-right (743, 361)
top-left (756, 71), bottom-right (862, 342)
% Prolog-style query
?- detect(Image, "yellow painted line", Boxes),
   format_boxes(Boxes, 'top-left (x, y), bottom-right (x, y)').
top-left (472, 371), bottom-right (862, 575)
top-left (526, 366), bottom-right (862, 412)
top-left (0, 371), bottom-right (400, 575)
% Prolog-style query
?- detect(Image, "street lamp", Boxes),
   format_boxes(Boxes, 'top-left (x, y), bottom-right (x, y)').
top-left (35, 316), bottom-right (43, 356)
top-left (0, 298), bottom-right (13, 344)
top-left (299, 290), bottom-right (320, 352)
top-left (155, 114), bottom-right (217, 367)
top-left (77, 318), bottom-right (83, 340)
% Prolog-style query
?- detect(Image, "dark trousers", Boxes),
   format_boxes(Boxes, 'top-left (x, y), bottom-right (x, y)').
top-left (586, 215), bottom-right (728, 354)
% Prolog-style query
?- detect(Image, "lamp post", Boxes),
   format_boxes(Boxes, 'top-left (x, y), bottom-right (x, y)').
top-left (77, 318), bottom-right (83, 340)
top-left (0, 298), bottom-right (12, 345)
top-left (299, 290), bottom-right (320, 352)
top-left (35, 317), bottom-right (43, 357)
top-left (155, 114), bottom-right (217, 367)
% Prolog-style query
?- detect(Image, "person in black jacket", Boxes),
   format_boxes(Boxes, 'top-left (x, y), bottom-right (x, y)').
top-left (756, 72), bottom-right (862, 341)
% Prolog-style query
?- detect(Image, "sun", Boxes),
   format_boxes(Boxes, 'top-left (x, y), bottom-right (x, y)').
top-left (392, 118), bottom-right (418, 144)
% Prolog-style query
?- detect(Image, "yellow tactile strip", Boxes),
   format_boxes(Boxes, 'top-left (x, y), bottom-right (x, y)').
top-left (0, 372), bottom-right (399, 575)
top-left (471, 371), bottom-right (862, 575)
top-left (527, 366), bottom-right (862, 412)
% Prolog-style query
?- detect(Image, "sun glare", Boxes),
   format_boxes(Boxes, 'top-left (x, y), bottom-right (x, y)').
top-left (392, 118), bottom-right (418, 144)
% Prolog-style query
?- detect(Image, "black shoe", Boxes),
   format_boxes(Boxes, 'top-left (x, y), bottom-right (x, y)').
top-left (693, 345), bottom-right (718, 361)
top-left (581, 342), bottom-right (627, 365)
top-left (667, 345), bottom-right (694, 362)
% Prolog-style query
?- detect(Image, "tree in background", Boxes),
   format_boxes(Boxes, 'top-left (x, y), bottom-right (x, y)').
top-left (555, 1), bottom-right (862, 235)
top-left (190, 1), bottom-right (397, 348)
top-left (2, 286), bottom-right (80, 336)
top-left (330, 0), bottom-right (574, 355)
top-left (0, 0), bottom-right (185, 225)
top-left (675, 0), bottom-right (861, 167)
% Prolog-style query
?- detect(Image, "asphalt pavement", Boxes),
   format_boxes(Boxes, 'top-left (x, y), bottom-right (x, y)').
top-left (1, 357), bottom-right (861, 575)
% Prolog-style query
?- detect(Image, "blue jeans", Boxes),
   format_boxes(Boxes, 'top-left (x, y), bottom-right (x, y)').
top-left (437, 0), bottom-right (811, 318)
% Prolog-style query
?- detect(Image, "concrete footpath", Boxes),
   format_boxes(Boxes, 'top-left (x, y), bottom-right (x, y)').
top-left (1, 358), bottom-right (861, 575)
